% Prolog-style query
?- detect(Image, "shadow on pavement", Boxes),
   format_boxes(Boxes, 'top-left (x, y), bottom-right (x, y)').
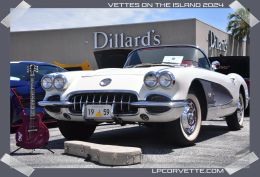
top-left (196, 125), bottom-right (229, 143)
top-left (46, 124), bottom-right (230, 155)
top-left (10, 152), bottom-right (44, 156)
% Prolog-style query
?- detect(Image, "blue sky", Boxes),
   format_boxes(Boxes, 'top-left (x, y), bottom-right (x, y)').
top-left (11, 8), bottom-right (234, 32)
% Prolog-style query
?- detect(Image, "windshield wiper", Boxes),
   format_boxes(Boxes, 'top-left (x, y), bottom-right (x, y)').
top-left (161, 62), bottom-right (181, 65)
top-left (127, 63), bottom-right (176, 68)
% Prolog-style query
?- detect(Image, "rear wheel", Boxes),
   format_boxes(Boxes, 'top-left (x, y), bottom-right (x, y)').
top-left (226, 93), bottom-right (244, 130)
top-left (58, 120), bottom-right (96, 140)
top-left (167, 93), bottom-right (202, 146)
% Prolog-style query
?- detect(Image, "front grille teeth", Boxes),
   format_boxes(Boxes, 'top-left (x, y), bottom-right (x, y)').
top-left (128, 96), bottom-right (131, 110)
top-left (120, 95), bottom-right (123, 111)
top-left (73, 96), bottom-right (76, 110)
top-left (79, 96), bottom-right (82, 110)
top-left (106, 95), bottom-right (108, 104)
top-left (68, 92), bottom-right (138, 115)
top-left (85, 95), bottom-right (88, 104)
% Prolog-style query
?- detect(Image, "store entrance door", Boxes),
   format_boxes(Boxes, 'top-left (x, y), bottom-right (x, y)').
top-left (94, 49), bottom-right (132, 69)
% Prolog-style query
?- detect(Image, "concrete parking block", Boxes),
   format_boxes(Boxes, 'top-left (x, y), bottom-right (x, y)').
top-left (64, 141), bottom-right (142, 166)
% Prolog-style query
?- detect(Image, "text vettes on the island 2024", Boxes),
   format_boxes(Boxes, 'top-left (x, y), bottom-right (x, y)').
top-left (39, 45), bottom-right (249, 146)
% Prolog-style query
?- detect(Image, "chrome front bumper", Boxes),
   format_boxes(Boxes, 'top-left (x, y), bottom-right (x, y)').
top-left (38, 100), bottom-right (187, 122)
top-left (38, 100), bottom-right (186, 108)
top-left (38, 101), bottom-right (73, 107)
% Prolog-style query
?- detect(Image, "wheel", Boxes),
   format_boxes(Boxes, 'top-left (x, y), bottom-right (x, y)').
top-left (226, 93), bottom-right (244, 130)
top-left (58, 120), bottom-right (96, 140)
top-left (167, 93), bottom-right (202, 146)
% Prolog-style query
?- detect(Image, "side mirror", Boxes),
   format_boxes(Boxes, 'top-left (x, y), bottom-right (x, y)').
top-left (211, 61), bottom-right (220, 70)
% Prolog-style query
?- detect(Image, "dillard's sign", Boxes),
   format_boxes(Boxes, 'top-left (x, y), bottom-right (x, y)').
top-left (208, 30), bottom-right (228, 52)
top-left (94, 30), bottom-right (161, 49)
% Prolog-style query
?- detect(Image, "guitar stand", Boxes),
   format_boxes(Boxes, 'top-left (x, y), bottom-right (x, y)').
top-left (10, 146), bottom-right (55, 155)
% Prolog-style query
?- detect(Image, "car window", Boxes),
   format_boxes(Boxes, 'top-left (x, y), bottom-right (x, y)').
top-left (197, 51), bottom-right (211, 70)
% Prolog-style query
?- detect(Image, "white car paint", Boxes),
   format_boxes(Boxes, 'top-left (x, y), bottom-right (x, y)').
top-left (41, 65), bottom-right (248, 122)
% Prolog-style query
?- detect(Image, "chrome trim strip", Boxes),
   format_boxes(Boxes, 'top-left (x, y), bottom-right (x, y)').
top-left (130, 101), bottom-right (187, 108)
top-left (38, 101), bottom-right (73, 106)
top-left (208, 99), bottom-right (234, 108)
top-left (39, 100), bottom-right (186, 108)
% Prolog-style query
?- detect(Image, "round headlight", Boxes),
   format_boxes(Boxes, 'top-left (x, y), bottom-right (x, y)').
top-left (144, 72), bottom-right (158, 88)
top-left (159, 71), bottom-right (175, 88)
top-left (41, 75), bottom-right (53, 90)
top-left (53, 75), bottom-right (67, 90)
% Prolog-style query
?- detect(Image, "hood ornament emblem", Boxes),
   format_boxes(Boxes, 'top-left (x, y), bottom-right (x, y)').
top-left (100, 78), bottom-right (112, 87)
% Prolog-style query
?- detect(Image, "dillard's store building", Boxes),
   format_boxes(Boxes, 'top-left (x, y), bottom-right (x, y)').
top-left (10, 18), bottom-right (247, 70)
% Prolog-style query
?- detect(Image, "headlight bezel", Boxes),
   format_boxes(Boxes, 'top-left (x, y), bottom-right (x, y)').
top-left (143, 71), bottom-right (158, 89)
top-left (158, 71), bottom-right (175, 88)
top-left (53, 75), bottom-right (68, 90)
top-left (41, 74), bottom-right (68, 91)
top-left (144, 71), bottom-right (175, 89)
top-left (41, 75), bottom-right (53, 90)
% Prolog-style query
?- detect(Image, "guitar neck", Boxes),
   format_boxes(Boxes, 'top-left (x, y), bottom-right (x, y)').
top-left (30, 75), bottom-right (36, 118)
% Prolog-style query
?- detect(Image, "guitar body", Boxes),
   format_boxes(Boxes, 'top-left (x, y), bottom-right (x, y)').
top-left (15, 111), bottom-right (49, 149)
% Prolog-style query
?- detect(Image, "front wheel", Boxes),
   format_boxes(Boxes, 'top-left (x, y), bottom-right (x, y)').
top-left (58, 120), bottom-right (96, 140)
top-left (225, 93), bottom-right (244, 130)
top-left (167, 93), bottom-right (202, 146)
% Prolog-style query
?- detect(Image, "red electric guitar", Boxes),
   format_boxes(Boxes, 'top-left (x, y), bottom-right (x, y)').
top-left (15, 64), bottom-right (50, 149)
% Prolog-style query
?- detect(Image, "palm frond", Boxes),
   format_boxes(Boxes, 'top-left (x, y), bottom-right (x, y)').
top-left (226, 8), bottom-right (250, 41)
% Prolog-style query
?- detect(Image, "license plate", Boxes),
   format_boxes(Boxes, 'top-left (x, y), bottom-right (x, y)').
top-left (85, 105), bottom-right (112, 118)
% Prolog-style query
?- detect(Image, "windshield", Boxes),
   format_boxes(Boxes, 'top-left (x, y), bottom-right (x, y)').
top-left (124, 46), bottom-right (210, 69)
top-left (10, 63), bottom-right (66, 81)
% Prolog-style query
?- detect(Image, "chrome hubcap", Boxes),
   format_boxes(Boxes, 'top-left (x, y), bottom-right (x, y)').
top-left (181, 100), bottom-right (197, 135)
top-left (237, 97), bottom-right (244, 123)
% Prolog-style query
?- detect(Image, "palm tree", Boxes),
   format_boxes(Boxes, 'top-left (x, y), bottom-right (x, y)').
top-left (227, 8), bottom-right (250, 55)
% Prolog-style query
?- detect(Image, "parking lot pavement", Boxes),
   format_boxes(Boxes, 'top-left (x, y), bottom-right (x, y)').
top-left (10, 117), bottom-right (249, 168)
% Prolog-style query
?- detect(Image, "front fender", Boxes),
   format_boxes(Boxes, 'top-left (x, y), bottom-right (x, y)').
top-left (228, 73), bottom-right (249, 108)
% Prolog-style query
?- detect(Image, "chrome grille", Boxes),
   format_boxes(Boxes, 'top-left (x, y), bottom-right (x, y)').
top-left (68, 92), bottom-right (138, 115)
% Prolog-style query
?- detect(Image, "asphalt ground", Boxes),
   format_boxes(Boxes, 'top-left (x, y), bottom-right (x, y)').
top-left (10, 117), bottom-right (249, 168)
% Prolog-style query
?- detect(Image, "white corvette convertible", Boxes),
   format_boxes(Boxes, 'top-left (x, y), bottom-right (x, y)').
top-left (39, 45), bottom-right (249, 146)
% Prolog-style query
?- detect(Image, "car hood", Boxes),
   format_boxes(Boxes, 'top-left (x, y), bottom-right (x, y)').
top-left (60, 66), bottom-right (183, 99)
top-left (80, 67), bottom-right (172, 76)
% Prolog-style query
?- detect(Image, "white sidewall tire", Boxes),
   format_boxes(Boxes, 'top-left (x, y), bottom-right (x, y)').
top-left (180, 93), bottom-right (202, 142)
top-left (238, 94), bottom-right (244, 127)
top-left (226, 93), bottom-right (244, 130)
